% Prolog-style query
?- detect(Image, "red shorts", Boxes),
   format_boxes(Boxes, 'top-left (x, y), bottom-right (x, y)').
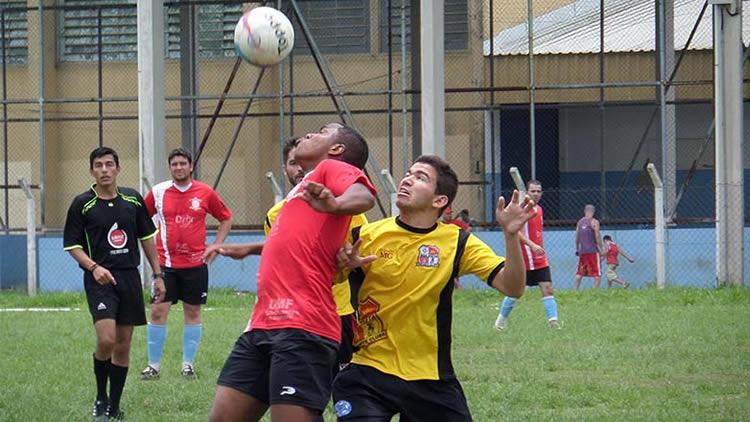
top-left (577, 253), bottom-right (601, 277)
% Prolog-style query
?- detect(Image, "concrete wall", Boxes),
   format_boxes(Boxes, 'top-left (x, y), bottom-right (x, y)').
top-left (32, 226), bottom-right (750, 292)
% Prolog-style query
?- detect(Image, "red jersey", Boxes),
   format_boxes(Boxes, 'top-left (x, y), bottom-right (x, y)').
top-left (606, 242), bottom-right (620, 265)
top-left (144, 180), bottom-right (232, 269)
top-left (446, 218), bottom-right (470, 231)
top-left (522, 204), bottom-right (549, 270)
top-left (248, 159), bottom-right (376, 343)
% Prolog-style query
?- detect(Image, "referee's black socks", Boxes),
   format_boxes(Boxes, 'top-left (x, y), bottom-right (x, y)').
top-left (108, 363), bottom-right (129, 413)
top-left (93, 354), bottom-right (111, 402)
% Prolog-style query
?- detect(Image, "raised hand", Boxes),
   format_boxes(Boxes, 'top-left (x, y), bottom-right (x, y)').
top-left (295, 181), bottom-right (339, 213)
top-left (495, 190), bottom-right (536, 235)
top-left (336, 238), bottom-right (377, 270)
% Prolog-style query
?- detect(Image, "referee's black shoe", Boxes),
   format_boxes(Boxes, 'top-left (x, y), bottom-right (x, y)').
top-left (106, 406), bottom-right (125, 421)
top-left (92, 399), bottom-right (108, 422)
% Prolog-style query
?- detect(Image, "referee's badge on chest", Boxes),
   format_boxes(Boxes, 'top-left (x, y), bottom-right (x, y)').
top-left (416, 245), bottom-right (440, 268)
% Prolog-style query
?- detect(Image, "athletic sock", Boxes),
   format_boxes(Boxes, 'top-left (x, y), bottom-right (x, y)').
top-left (108, 364), bottom-right (128, 413)
top-left (500, 296), bottom-right (518, 320)
top-left (93, 354), bottom-right (111, 402)
top-left (147, 323), bottom-right (167, 369)
top-left (543, 296), bottom-right (559, 321)
top-left (183, 324), bottom-right (202, 365)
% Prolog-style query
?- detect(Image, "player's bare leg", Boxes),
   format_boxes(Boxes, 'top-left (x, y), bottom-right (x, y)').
top-left (593, 276), bottom-right (601, 288)
top-left (574, 274), bottom-right (583, 290)
top-left (210, 385), bottom-right (268, 422)
top-left (94, 319), bottom-right (117, 359)
top-left (271, 404), bottom-right (322, 422)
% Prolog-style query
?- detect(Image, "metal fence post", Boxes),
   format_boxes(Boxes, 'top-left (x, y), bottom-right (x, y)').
top-left (647, 164), bottom-right (666, 289)
top-left (19, 178), bottom-right (36, 296)
top-left (381, 170), bottom-right (398, 217)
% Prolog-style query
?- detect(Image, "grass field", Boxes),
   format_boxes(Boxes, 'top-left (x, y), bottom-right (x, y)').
top-left (1, 288), bottom-right (749, 421)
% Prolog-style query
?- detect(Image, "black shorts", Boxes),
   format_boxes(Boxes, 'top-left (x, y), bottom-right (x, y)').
top-left (335, 314), bottom-right (355, 377)
top-left (84, 268), bottom-right (147, 326)
top-left (162, 265), bottom-right (209, 305)
top-left (332, 363), bottom-right (472, 421)
top-left (526, 267), bottom-right (552, 286)
top-left (217, 328), bottom-right (338, 413)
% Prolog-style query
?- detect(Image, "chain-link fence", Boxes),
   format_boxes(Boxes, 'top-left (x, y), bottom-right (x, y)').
top-left (0, 0), bottom-right (747, 292)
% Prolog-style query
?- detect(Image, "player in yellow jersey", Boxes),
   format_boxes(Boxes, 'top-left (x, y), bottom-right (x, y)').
top-left (332, 155), bottom-right (534, 421)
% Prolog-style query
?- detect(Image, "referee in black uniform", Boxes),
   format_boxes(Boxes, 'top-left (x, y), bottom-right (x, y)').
top-left (63, 147), bottom-right (166, 421)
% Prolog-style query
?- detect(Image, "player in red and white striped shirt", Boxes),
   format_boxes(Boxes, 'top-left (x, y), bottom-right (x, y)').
top-left (495, 180), bottom-right (561, 330)
top-left (139, 148), bottom-right (232, 380)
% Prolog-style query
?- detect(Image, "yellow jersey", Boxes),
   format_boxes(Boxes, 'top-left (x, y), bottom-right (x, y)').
top-left (265, 200), bottom-right (367, 316)
top-left (348, 217), bottom-right (504, 381)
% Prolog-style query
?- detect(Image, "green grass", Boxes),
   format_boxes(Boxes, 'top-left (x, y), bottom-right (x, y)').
top-left (1, 288), bottom-right (748, 421)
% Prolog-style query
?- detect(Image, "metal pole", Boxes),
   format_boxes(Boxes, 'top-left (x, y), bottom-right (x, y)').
top-left (527, 0), bottom-right (536, 179)
top-left (193, 57), bottom-right (241, 167)
top-left (647, 164), bottom-right (666, 289)
top-left (489, 0), bottom-right (497, 218)
top-left (1, 9), bottom-right (8, 234)
top-left (419, 0), bottom-right (445, 157)
top-left (401, 0), bottom-right (408, 173)
top-left (387, 0), bottom-right (393, 174)
top-left (409, 0), bottom-right (421, 159)
top-left (19, 178), bottom-right (36, 296)
top-left (714, 0), bottom-right (744, 286)
top-left (38, 1), bottom-right (46, 228)
top-left (214, 68), bottom-right (266, 190)
top-left (599, 0), bottom-right (606, 218)
top-left (278, 0), bottom-right (285, 179)
top-left (97, 7), bottom-right (103, 146)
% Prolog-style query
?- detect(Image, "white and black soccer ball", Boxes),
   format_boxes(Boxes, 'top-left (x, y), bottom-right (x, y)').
top-left (234, 7), bottom-right (295, 67)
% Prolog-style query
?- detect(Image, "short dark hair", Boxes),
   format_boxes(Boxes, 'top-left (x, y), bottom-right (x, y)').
top-left (282, 137), bottom-right (299, 162)
top-left (414, 155), bottom-right (458, 215)
top-left (89, 147), bottom-right (119, 170)
top-left (603, 235), bottom-right (612, 241)
top-left (168, 147), bottom-right (193, 164)
top-left (527, 179), bottom-right (542, 189)
top-left (333, 125), bottom-right (369, 170)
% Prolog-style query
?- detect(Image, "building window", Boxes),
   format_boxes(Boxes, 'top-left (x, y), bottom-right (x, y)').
top-left (292, 0), bottom-right (370, 55)
top-left (379, 0), bottom-right (468, 52)
top-left (0, 1), bottom-right (29, 64)
top-left (166, 3), bottom-right (243, 60)
top-left (60, 1), bottom-right (243, 62)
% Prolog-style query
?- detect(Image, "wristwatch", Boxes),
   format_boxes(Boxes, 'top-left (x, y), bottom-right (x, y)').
top-left (151, 272), bottom-right (165, 280)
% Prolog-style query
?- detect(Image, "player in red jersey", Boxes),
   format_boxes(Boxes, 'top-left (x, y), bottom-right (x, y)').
top-left (494, 180), bottom-right (561, 330)
top-left (139, 148), bottom-right (232, 380)
top-left (209, 123), bottom-right (376, 422)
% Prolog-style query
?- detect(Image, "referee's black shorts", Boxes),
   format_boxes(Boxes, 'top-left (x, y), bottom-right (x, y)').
top-left (84, 268), bottom-right (146, 326)
top-left (332, 363), bottom-right (472, 421)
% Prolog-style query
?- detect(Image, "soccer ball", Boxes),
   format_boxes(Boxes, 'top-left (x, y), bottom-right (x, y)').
top-left (234, 7), bottom-right (295, 67)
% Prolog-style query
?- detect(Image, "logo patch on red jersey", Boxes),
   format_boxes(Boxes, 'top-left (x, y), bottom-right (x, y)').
top-left (189, 197), bottom-right (202, 211)
top-left (416, 245), bottom-right (440, 268)
top-left (107, 223), bottom-right (127, 249)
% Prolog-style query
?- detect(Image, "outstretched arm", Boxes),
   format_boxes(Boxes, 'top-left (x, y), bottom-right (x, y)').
top-left (203, 242), bottom-right (264, 261)
top-left (296, 182), bottom-right (375, 215)
top-left (619, 249), bottom-right (635, 263)
top-left (205, 218), bottom-right (233, 263)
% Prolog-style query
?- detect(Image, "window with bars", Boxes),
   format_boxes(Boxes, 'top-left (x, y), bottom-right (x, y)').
top-left (379, 0), bottom-right (468, 52)
top-left (59, 1), bottom-right (242, 62)
top-left (166, 3), bottom-right (243, 60)
top-left (0, 1), bottom-right (28, 64)
top-left (291, 0), bottom-right (370, 55)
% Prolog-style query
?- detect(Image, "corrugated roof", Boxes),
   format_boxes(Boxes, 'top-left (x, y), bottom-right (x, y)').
top-left (483, 0), bottom-right (750, 56)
